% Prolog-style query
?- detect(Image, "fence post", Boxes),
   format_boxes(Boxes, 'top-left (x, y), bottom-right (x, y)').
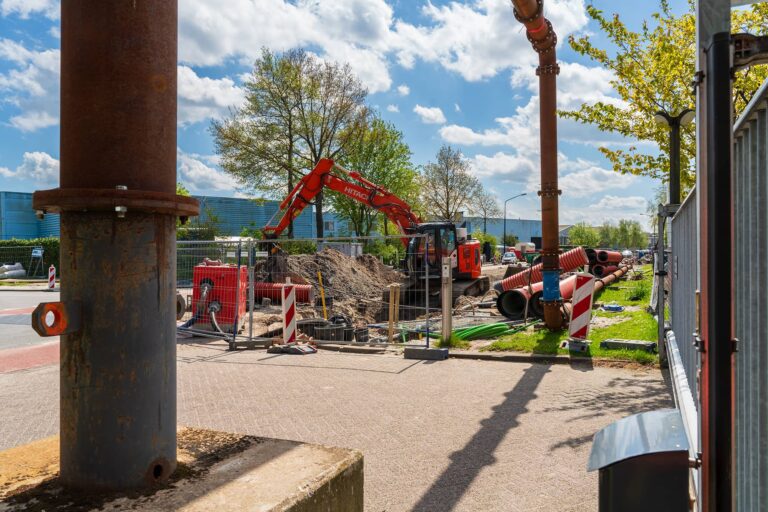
top-left (657, 207), bottom-right (668, 366)
top-left (441, 257), bottom-right (452, 345)
top-left (424, 236), bottom-right (430, 348)
top-left (248, 239), bottom-right (254, 343)
top-left (231, 240), bottom-right (242, 351)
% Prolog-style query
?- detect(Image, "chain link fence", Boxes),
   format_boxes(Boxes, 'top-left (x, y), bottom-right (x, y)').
top-left (0, 245), bottom-right (47, 279)
top-left (176, 236), bottom-right (436, 350)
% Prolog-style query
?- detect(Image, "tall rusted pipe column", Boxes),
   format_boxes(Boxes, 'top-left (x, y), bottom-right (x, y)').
top-left (33, 1), bottom-right (198, 490)
top-left (510, 0), bottom-right (562, 330)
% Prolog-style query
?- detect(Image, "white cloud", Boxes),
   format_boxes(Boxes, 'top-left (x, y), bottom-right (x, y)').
top-left (177, 65), bottom-right (246, 125)
top-left (177, 150), bottom-right (238, 192)
top-left (413, 104), bottom-right (446, 124)
top-left (386, 104), bottom-right (399, 113)
top-left (391, 0), bottom-right (588, 81)
top-left (559, 159), bottom-right (636, 198)
top-left (562, 195), bottom-right (650, 228)
top-left (0, 151), bottom-right (59, 185)
top-left (0, 0), bottom-right (59, 19)
top-left (470, 152), bottom-right (535, 183)
top-left (178, 0), bottom-right (395, 93)
top-left (397, 84), bottom-right (410, 96)
top-left (0, 39), bottom-right (60, 132)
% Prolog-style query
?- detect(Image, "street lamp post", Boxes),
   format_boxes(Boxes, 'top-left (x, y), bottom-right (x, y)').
top-left (654, 109), bottom-right (695, 204)
top-left (653, 108), bottom-right (694, 367)
top-left (503, 193), bottom-right (527, 252)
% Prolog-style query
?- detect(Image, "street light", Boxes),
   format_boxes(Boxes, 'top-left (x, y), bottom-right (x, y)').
top-left (654, 108), bottom-right (694, 204)
top-left (503, 193), bottom-right (527, 251)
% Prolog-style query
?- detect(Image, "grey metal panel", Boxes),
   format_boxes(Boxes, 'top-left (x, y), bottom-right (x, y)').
top-left (733, 79), bottom-right (768, 512)
top-left (587, 409), bottom-right (689, 471)
top-left (670, 188), bottom-right (699, 403)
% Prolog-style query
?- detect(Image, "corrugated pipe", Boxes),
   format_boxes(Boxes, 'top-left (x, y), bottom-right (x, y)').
top-left (592, 264), bottom-right (618, 278)
top-left (493, 246), bottom-right (588, 292)
top-left (585, 248), bottom-right (598, 265)
top-left (596, 250), bottom-right (623, 263)
top-left (562, 264), bottom-right (631, 318)
top-left (498, 264), bottom-right (632, 320)
top-left (253, 282), bottom-right (315, 304)
top-left (509, 0), bottom-right (562, 330)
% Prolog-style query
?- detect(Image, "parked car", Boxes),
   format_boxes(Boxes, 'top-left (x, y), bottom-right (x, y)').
top-left (501, 252), bottom-right (518, 265)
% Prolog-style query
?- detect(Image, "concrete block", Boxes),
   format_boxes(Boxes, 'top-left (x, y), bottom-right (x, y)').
top-left (404, 347), bottom-right (449, 360)
top-left (0, 428), bottom-right (364, 512)
top-left (600, 338), bottom-right (657, 352)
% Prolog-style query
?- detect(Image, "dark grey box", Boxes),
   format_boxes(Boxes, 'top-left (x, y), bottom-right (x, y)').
top-left (404, 347), bottom-right (449, 360)
top-left (588, 409), bottom-right (690, 512)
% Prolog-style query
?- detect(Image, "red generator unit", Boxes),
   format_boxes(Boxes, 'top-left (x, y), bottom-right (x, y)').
top-left (191, 261), bottom-right (248, 334)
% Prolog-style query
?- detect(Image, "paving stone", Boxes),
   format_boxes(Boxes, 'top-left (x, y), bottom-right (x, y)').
top-left (0, 341), bottom-right (672, 511)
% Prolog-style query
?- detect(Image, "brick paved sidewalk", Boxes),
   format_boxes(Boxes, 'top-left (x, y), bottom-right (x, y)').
top-left (0, 340), bottom-right (672, 511)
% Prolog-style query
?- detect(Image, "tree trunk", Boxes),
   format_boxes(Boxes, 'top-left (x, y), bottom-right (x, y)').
top-left (483, 215), bottom-right (487, 234)
top-left (315, 189), bottom-right (324, 238)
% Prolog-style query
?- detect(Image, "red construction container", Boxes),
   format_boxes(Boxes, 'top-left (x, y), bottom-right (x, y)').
top-left (191, 262), bottom-right (248, 333)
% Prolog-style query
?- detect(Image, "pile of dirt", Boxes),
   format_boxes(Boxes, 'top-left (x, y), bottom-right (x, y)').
top-left (287, 249), bottom-right (403, 301)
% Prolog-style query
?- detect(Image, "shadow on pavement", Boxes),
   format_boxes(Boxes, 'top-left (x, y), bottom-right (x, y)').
top-left (411, 362), bottom-right (552, 512)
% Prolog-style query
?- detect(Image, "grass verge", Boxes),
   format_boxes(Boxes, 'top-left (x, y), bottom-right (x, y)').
top-left (482, 265), bottom-right (658, 365)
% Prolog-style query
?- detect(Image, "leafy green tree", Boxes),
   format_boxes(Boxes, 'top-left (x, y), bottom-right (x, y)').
top-left (503, 234), bottom-right (519, 247)
top-left (563, 1), bottom-right (768, 193)
top-left (212, 48), bottom-right (368, 238)
top-left (330, 116), bottom-right (418, 238)
top-left (568, 223), bottom-right (600, 247)
top-left (421, 146), bottom-right (482, 222)
top-left (598, 222), bottom-right (615, 248)
top-left (472, 231), bottom-right (499, 258)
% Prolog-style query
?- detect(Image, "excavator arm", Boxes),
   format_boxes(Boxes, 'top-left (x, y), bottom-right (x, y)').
top-left (263, 158), bottom-right (421, 246)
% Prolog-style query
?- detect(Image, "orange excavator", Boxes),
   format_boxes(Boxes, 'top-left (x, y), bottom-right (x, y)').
top-left (261, 158), bottom-right (489, 306)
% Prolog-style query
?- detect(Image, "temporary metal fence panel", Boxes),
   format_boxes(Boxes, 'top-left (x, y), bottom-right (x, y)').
top-left (176, 235), bottom-right (434, 349)
top-left (176, 240), bottom-right (247, 348)
top-left (0, 245), bottom-right (47, 279)
top-left (670, 189), bottom-right (699, 402)
top-left (733, 77), bottom-right (768, 512)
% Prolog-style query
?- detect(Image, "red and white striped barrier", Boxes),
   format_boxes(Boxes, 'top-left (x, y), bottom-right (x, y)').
top-left (281, 281), bottom-right (296, 344)
top-left (568, 273), bottom-right (596, 340)
top-left (48, 265), bottom-right (56, 291)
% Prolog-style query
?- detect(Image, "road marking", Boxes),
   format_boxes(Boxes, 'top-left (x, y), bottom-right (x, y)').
top-left (0, 307), bottom-right (35, 316)
top-left (0, 341), bottom-right (59, 373)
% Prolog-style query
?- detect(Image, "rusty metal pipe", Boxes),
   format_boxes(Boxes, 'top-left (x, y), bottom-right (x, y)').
top-left (509, 0), bottom-right (562, 330)
top-left (33, 1), bottom-right (198, 491)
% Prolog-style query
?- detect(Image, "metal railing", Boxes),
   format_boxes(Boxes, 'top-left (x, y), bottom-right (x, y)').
top-left (733, 77), bottom-right (768, 511)
top-left (669, 189), bottom-right (699, 402)
top-left (175, 236), bottom-right (435, 350)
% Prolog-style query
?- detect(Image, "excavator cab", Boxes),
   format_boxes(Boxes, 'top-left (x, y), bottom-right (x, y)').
top-left (406, 223), bottom-right (482, 280)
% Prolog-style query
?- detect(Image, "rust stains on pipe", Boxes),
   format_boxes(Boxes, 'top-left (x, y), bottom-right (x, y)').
top-left (509, 0), bottom-right (562, 330)
top-left (60, 1), bottom-right (177, 192)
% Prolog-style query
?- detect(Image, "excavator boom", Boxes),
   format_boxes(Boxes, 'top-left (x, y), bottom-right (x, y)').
top-left (263, 158), bottom-right (421, 246)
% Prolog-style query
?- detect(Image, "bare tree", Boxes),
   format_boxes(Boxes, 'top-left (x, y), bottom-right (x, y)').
top-left (421, 146), bottom-right (482, 222)
top-left (470, 190), bottom-right (502, 233)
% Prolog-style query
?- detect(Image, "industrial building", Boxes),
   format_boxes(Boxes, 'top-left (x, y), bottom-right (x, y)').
top-left (0, 191), bottom-right (542, 243)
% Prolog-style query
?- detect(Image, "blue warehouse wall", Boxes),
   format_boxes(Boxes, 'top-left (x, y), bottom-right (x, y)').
top-left (462, 216), bottom-right (542, 244)
top-left (0, 192), bottom-right (41, 240)
top-left (2, 191), bottom-right (376, 241)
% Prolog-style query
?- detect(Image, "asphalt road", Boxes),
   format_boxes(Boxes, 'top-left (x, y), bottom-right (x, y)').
top-left (0, 290), bottom-right (59, 350)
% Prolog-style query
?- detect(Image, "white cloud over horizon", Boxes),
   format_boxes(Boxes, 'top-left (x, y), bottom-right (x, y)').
top-left (0, 151), bottom-right (59, 186)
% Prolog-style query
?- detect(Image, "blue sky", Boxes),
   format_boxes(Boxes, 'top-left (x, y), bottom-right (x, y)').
top-left (0, 0), bottom-right (692, 229)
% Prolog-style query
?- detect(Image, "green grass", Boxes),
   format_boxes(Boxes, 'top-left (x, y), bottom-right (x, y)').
top-left (593, 265), bottom-right (652, 307)
top-left (434, 336), bottom-right (471, 350)
top-left (482, 266), bottom-right (659, 365)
